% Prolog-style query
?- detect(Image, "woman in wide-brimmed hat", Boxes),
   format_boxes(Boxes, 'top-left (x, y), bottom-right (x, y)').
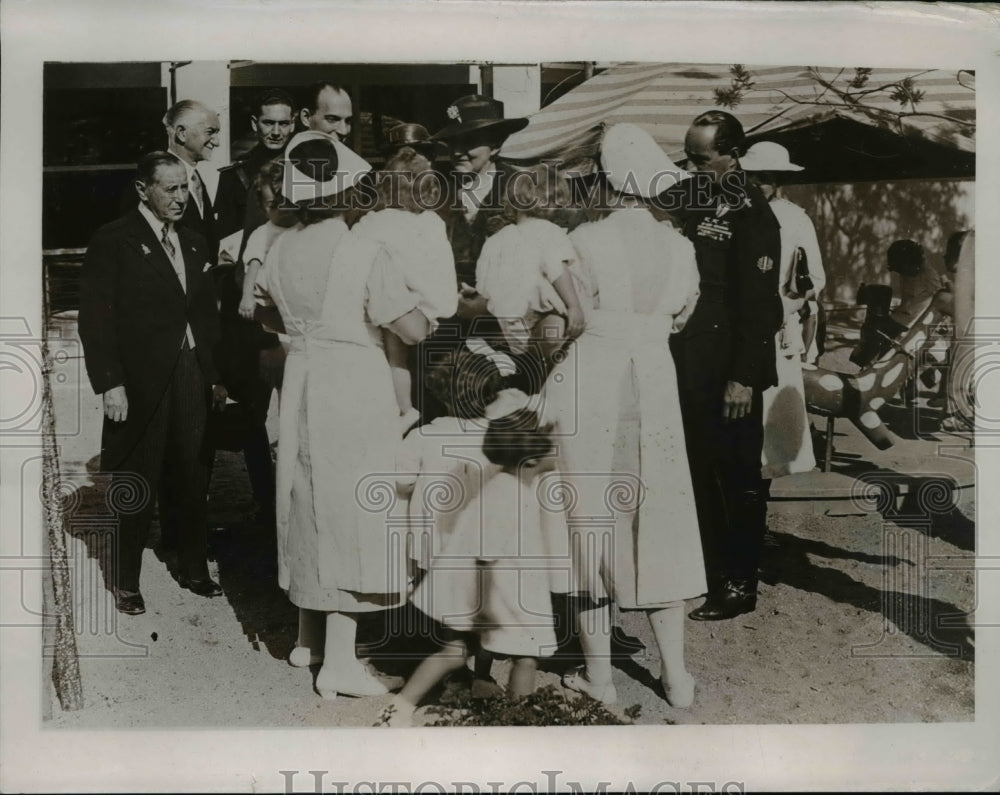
top-left (255, 131), bottom-right (434, 700)
top-left (432, 94), bottom-right (528, 286)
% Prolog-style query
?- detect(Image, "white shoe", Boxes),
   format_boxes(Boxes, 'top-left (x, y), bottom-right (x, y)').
top-left (561, 666), bottom-right (618, 705)
top-left (317, 662), bottom-right (390, 699)
top-left (662, 670), bottom-right (696, 708)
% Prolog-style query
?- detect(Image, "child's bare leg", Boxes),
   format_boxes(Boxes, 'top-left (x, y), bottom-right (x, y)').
top-left (394, 638), bottom-right (469, 711)
top-left (648, 601), bottom-right (695, 708)
top-left (507, 655), bottom-right (538, 698)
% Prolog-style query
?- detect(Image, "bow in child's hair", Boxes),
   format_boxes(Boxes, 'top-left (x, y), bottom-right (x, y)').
top-left (465, 337), bottom-right (517, 377)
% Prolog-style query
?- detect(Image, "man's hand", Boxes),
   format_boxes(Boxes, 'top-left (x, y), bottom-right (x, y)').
top-left (722, 380), bottom-right (752, 421)
top-left (103, 385), bottom-right (128, 423)
top-left (212, 384), bottom-right (229, 412)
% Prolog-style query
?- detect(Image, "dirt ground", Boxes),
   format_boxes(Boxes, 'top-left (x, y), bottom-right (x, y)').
top-left (42, 316), bottom-right (975, 729)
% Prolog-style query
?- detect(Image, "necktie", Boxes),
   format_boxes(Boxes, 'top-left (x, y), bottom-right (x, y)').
top-left (161, 223), bottom-right (177, 261)
top-left (190, 168), bottom-right (206, 217)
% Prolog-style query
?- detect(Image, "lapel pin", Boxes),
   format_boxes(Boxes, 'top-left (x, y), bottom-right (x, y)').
top-left (141, 243), bottom-right (151, 256)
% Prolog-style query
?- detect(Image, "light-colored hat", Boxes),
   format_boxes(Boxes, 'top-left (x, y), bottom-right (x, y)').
top-left (600, 123), bottom-right (689, 198)
top-left (282, 130), bottom-right (372, 205)
top-left (740, 141), bottom-right (804, 172)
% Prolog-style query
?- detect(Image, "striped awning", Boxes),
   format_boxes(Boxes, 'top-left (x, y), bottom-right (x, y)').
top-left (500, 62), bottom-right (975, 173)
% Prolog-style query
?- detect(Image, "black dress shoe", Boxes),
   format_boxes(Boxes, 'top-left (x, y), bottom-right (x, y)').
top-left (688, 579), bottom-right (757, 621)
top-left (178, 576), bottom-right (223, 598)
top-left (114, 590), bottom-right (146, 615)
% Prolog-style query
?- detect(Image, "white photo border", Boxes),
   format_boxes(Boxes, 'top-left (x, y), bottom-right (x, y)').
top-left (2, 0), bottom-right (999, 791)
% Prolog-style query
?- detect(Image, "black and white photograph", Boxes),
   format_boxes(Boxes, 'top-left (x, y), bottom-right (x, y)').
top-left (2, 1), bottom-right (999, 792)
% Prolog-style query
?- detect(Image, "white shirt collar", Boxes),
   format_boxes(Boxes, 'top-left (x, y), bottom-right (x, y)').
top-left (137, 202), bottom-right (179, 246)
top-left (168, 149), bottom-right (198, 180)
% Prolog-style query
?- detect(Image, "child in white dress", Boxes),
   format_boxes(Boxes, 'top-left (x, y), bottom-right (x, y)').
top-left (382, 345), bottom-right (567, 726)
top-left (475, 168), bottom-right (585, 364)
top-left (352, 148), bottom-right (458, 430)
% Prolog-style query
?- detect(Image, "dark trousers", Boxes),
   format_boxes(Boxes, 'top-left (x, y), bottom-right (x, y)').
top-left (112, 346), bottom-right (211, 591)
top-left (207, 373), bottom-right (276, 510)
top-left (671, 330), bottom-right (768, 586)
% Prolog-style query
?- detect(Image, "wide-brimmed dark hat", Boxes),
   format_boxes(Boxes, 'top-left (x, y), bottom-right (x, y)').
top-left (380, 122), bottom-right (445, 155)
top-left (431, 95), bottom-right (529, 142)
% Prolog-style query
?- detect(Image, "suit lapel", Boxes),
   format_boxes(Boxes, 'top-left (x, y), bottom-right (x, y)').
top-left (126, 210), bottom-right (185, 297)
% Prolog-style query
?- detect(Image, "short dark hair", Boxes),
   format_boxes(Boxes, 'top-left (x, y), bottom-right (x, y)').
top-left (691, 110), bottom-right (746, 157)
top-left (302, 82), bottom-right (349, 113)
top-left (887, 239), bottom-right (925, 275)
top-left (254, 88), bottom-right (295, 118)
top-left (136, 151), bottom-right (183, 184)
top-left (482, 408), bottom-right (554, 469)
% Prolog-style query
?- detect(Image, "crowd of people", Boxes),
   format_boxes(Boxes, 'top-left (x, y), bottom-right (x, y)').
top-left (78, 81), bottom-right (859, 724)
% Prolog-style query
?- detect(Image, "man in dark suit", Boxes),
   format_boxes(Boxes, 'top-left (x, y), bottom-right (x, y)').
top-left (119, 100), bottom-right (222, 259)
top-left (666, 110), bottom-right (784, 621)
top-left (79, 152), bottom-right (229, 615)
top-left (164, 100), bottom-right (221, 259)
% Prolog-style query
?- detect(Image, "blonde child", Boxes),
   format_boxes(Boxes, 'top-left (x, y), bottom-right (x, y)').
top-left (475, 168), bottom-right (585, 366)
top-left (352, 147), bottom-right (458, 430)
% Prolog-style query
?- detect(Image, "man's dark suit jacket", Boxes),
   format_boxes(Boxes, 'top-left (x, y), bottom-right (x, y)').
top-left (78, 208), bottom-right (222, 472)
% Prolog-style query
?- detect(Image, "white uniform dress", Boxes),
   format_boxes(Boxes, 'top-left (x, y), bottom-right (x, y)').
top-left (256, 217), bottom-right (418, 611)
top-left (762, 198), bottom-right (825, 478)
top-left (543, 207), bottom-right (707, 609)
top-left (401, 414), bottom-right (570, 657)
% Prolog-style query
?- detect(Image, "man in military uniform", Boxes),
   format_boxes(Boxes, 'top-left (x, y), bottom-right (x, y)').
top-left (214, 88), bottom-right (295, 261)
top-left (666, 110), bottom-right (783, 621)
top-left (211, 88), bottom-right (295, 525)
